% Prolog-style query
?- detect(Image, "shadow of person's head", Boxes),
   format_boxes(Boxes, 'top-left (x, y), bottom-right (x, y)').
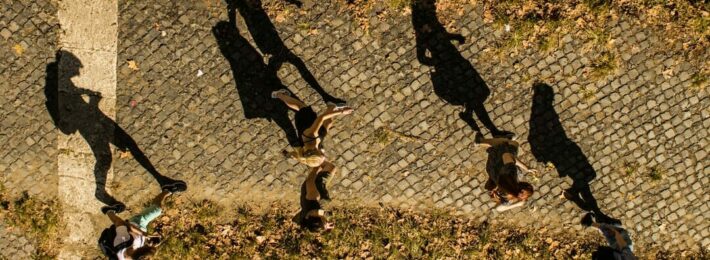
top-left (532, 82), bottom-right (554, 105)
top-left (57, 50), bottom-right (83, 79)
top-left (45, 50), bottom-right (84, 134)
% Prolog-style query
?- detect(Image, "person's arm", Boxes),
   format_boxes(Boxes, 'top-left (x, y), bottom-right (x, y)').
top-left (107, 212), bottom-right (128, 227)
top-left (303, 109), bottom-right (349, 138)
top-left (515, 160), bottom-right (533, 173)
top-left (128, 225), bottom-right (148, 237)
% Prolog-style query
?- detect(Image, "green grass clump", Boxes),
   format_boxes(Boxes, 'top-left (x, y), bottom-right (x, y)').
top-left (587, 50), bottom-right (619, 79)
top-left (648, 166), bottom-right (665, 181)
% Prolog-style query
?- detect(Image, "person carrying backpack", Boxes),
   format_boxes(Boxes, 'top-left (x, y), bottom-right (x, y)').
top-left (476, 133), bottom-right (537, 211)
top-left (582, 212), bottom-right (637, 260)
top-left (99, 183), bottom-right (185, 259)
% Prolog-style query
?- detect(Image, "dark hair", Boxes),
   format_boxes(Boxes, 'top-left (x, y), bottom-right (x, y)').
top-left (517, 182), bottom-right (534, 199)
top-left (302, 215), bottom-right (324, 232)
top-left (592, 246), bottom-right (617, 260)
top-left (131, 246), bottom-right (157, 259)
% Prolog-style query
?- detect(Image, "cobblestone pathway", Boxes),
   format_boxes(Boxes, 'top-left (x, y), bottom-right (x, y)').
top-left (1, 0), bottom-right (708, 256)
top-left (0, 0), bottom-right (58, 258)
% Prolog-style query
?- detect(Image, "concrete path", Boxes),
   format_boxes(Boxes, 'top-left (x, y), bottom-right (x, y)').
top-left (56, 0), bottom-right (117, 258)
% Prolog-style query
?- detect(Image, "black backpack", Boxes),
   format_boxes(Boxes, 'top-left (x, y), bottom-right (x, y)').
top-left (98, 224), bottom-right (133, 259)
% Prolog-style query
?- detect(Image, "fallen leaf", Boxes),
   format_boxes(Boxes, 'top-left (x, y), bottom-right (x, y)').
top-left (119, 151), bottom-right (132, 159)
top-left (12, 44), bottom-right (24, 56)
top-left (127, 60), bottom-right (139, 70)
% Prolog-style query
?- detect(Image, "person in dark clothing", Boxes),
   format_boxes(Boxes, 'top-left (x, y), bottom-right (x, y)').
top-left (528, 82), bottom-right (620, 224)
top-left (477, 134), bottom-right (536, 210)
top-left (44, 51), bottom-right (186, 208)
top-left (411, 0), bottom-right (513, 137)
top-left (296, 162), bottom-right (337, 231)
top-left (582, 213), bottom-right (637, 260)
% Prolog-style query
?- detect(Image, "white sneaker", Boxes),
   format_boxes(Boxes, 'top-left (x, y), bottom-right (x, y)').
top-left (271, 89), bottom-right (290, 99)
top-left (495, 201), bottom-right (525, 212)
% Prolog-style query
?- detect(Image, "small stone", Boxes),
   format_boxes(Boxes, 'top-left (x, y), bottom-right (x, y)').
top-left (0, 28), bottom-right (11, 39)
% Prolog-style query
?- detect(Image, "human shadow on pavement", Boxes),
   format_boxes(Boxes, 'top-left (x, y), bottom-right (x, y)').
top-left (212, 4), bottom-right (301, 146)
top-left (411, 0), bottom-right (512, 137)
top-left (44, 50), bottom-right (186, 207)
top-left (234, 0), bottom-right (345, 104)
top-left (528, 83), bottom-right (620, 224)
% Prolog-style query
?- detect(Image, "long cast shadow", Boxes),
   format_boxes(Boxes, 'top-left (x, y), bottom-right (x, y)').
top-left (411, 0), bottom-right (511, 137)
top-left (528, 83), bottom-right (620, 224)
top-left (44, 50), bottom-right (184, 207)
top-left (234, 0), bottom-right (344, 104)
top-left (212, 4), bottom-right (300, 146)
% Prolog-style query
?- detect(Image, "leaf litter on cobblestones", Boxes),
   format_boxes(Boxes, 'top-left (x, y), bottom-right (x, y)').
top-left (148, 196), bottom-right (625, 259)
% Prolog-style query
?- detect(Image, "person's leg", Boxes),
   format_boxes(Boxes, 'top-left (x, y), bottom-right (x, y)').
top-left (152, 190), bottom-right (171, 207)
top-left (128, 192), bottom-right (169, 232)
top-left (107, 211), bottom-right (127, 226)
top-left (274, 91), bottom-right (307, 111)
top-left (90, 141), bottom-right (123, 206)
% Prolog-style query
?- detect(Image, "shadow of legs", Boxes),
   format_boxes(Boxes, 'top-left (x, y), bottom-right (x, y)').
top-left (113, 124), bottom-right (181, 187)
top-left (268, 53), bottom-right (345, 104)
top-left (91, 145), bottom-right (123, 206)
top-left (272, 109), bottom-right (301, 147)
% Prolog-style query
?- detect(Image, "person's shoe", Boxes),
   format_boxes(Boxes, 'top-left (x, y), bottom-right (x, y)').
top-left (581, 212), bottom-right (594, 227)
top-left (271, 89), bottom-right (290, 99)
top-left (326, 101), bottom-right (348, 109)
top-left (162, 181), bottom-right (187, 193)
top-left (495, 201), bottom-right (525, 212)
top-left (492, 130), bottom-right (515, 139)
top-left (101, 203), bottom-right (126, 214)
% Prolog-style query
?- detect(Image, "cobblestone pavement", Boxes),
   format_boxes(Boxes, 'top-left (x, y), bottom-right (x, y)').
top-left (1, 0), bottom-right (708, 256)
top-left (0, 0), bottom-right (59, 258)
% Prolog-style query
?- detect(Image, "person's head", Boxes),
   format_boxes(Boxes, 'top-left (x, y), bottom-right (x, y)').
top-left (287, 147), bottom-right (325, 167)
top-left (516, 182), bottom-right (534, 200)
top-left (130, 245), bottom-right (157, 259)
top-left (303, 210), bottom-right (333, 232)
top-left (532, 82), bottom-right (554, 105)
top-left (303, 214), bottom-right (325, 231)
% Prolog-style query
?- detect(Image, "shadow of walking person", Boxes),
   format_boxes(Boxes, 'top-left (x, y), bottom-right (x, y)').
top-left (44, 50), bottom-right (186, 208)
top-left (234, 0), bottom-right (345, 104)
top-left (212, 3), bottom-right (301, 146)
top-left (528, 82), bottom-right (620, 224)
top-left (411, 0), bottom-right (512, 137)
